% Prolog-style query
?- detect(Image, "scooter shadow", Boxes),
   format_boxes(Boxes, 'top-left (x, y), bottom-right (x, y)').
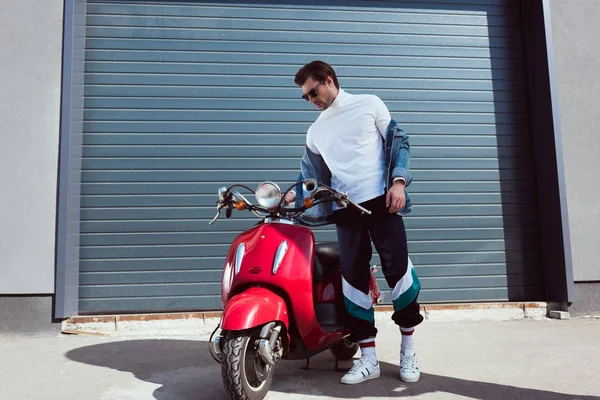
top-left (65, 339), bottom-right (599, 400)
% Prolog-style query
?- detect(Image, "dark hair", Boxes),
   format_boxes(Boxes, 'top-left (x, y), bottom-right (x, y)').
top-left (294, 61), bottom-right (340, 89)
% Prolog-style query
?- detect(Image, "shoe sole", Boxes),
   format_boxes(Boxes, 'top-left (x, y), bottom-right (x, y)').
top-left (400, 374), bottom-right (420, 383)
top-left (341, 371), bottom-right (381, 385)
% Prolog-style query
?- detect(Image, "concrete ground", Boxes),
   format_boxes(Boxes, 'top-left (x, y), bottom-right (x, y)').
top-left (1, 318), bottom-right (599, 400)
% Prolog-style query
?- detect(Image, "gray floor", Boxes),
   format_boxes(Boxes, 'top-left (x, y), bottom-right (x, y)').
top-left (2, 318), bottom-right (599, 400)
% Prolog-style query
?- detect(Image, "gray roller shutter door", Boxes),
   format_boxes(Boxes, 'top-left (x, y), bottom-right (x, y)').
top-left (79, 0), bottom-right (542, 313)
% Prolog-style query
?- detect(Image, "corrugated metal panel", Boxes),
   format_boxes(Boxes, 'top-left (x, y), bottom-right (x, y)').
top-left (79, 0), bottom-right (542, 313)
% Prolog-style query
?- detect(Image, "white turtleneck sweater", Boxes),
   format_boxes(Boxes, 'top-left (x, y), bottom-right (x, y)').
top-left (306, 89), bottom-right (391, 205)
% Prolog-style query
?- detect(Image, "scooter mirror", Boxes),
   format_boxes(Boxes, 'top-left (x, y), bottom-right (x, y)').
top-left (218, 187), bottom-right (228, 201)
top-left (302, 179), bottom-right (317, 192)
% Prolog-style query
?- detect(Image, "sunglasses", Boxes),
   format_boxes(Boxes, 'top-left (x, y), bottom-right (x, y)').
top-left (302, 81), bottom-right (324, 101)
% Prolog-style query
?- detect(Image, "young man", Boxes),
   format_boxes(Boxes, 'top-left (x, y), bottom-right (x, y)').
top-left (286, 61), bottom-right (424, 385)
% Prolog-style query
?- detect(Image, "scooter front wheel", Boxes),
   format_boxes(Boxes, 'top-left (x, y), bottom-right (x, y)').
top-left (221, 329), bottom-right (274, 400)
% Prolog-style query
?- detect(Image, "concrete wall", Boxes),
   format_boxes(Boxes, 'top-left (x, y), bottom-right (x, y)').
top-left (550, 0), bottom-right (600, 282)
top-left (569, 283), bottom-right (600, 317)
top-left (0, 296), bottom-right (61, 336)
top-left (0, 0), bottom-right (64, 293)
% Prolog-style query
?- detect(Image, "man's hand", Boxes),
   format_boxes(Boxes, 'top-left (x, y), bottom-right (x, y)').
top-left (386, 181), bottom-right (406, 213)
top-left (284, 191), bottom-right (296, 205)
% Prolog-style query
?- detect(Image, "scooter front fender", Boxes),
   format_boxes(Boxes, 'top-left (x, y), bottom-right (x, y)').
top-left (221, 287), bottom-right (289, 331)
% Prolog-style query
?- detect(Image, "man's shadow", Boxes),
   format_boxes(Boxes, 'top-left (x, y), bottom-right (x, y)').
top-left (65, 339), bottom-right (599, 400)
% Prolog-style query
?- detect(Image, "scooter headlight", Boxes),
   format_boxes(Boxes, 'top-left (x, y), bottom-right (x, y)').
top-left (255, 182), bottom-right (282, 211)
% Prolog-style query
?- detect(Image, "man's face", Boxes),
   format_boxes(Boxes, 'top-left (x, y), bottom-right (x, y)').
top-left (301, 76), bottom-right (337, 110)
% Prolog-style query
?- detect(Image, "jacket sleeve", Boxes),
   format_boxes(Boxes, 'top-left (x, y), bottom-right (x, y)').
top-left (294, 147), bottom-right (334, 223)
top-left (290, 147), bottom-right (312, 196)
top-left (391, 127), bottom-right (412, 187)
top-left (294, 147), bottom-right (317, 208)
top-left (291, 154), bottom-right (308, 208)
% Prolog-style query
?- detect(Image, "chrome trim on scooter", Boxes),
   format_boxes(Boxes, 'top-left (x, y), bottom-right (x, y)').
top-left (234, 242), bottom-right (245, 275)
top-left (258, 339), bottom-right (276, 365)
top-left (258, 325), bottom-right (282, 366)
top-left (209, 335), bottom-right (223, 363)
top-left (264, 217), bottom-right (294, 225)
top-left (272, 240), bottom-right (288, 275)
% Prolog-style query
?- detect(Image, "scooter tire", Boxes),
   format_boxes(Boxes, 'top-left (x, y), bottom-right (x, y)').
top-left (221, 330), bottom-right (274, 400)
top-left (330, 338), bottom-right (360, 361)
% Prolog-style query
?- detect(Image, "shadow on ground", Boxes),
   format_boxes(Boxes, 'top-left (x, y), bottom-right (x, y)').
top-left (65, 339), bottom-right (599, 400)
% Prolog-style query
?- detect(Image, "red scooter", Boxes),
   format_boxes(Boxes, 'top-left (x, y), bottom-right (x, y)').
top-left (208, 179), bottom-right (382, 400)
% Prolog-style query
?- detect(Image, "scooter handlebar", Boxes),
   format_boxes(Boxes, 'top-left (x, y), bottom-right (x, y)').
top-left (208, 181), bottom-right (371, 225)
top-left (307, 181), bottom-right (371, 216)
top-left (346, 198), bottom-right (371, 215)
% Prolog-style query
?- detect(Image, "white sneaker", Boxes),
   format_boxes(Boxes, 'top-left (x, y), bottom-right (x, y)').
top-left (400, 352), bottom-right (420, 382)
top-left (340, 357), bottom-right (380, 384)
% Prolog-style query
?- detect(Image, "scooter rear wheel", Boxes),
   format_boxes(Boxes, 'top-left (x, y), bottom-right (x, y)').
top-left (221, 329), bottom-right (274, 400)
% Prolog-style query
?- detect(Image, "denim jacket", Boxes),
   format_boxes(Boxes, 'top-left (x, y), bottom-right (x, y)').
top-left (295, 119), bottom-right (413, 224)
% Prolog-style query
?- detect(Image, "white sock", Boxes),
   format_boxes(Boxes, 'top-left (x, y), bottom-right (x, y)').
top-left (400, 328), bottom-right (415, 356)
top-left (359, 338), bottom-right (377, 365)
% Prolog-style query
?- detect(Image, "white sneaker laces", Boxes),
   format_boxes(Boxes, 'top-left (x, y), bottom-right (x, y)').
top-left (348, 358), bottom-right (367, 374)
top-left (402, 354), bottom-right (417, 370)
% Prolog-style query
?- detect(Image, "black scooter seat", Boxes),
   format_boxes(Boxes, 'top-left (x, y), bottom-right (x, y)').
top-left (314, 242), bottom-right (342, 282)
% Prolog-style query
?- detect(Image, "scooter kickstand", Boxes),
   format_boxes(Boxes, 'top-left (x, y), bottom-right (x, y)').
top-left (300, 357), bottom-right (310, 370)
top-left (334, 353), bottom-right (351, 373)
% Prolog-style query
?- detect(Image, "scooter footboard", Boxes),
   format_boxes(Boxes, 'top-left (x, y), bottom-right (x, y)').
top-left (221, 287), bottom-right (289, 331)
